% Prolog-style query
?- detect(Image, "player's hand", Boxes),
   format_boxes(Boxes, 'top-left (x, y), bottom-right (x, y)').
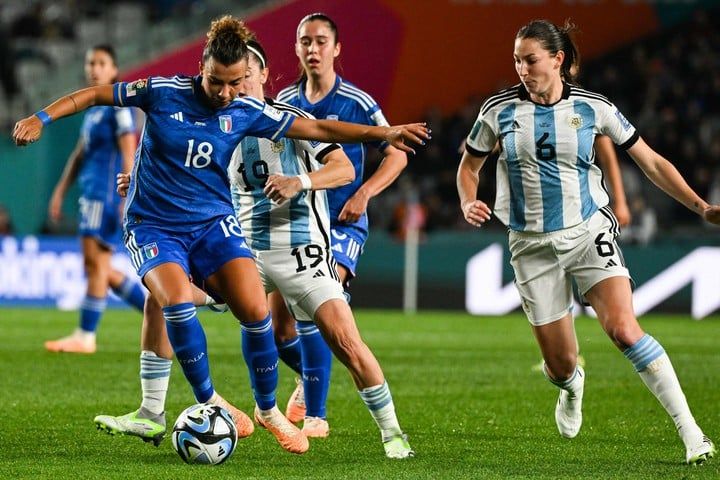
top-left (462, 199), bottom-right (492, 227)
top-left (338, 189), bottom-right (369, 223)
top-left (384, 123), bottom-right (431, 154)
top-left (48, 190), bottom-right (64, 223)
top-left (703, 205), bottom-right (720, 225)
top-left (264, 174), bottom-right (302, 203)
top-left (116, 173), bottom-right (130, 197)
top-left (12, 115), bottom-right (43, 146)
top-left (612, 200), bottom-right (632, 227)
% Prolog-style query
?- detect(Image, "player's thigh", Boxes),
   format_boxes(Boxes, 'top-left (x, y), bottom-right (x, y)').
top-left (564, 207), bottom-right (631, 299)
top-left (268, 289), bottom-right (296, 341)
top-left (509, 233), bottom-right (573, 326)
top-left (263, 247), bottom-right (346, 322)
top-left (143, 262), bottom-right (194, 306)
top-left (206, 258), bottom-right (268, 323)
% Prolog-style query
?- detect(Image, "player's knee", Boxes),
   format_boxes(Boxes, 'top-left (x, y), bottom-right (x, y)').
top-left (546, 353), bottom-right (577, 380)
top-left (606, 317), bottom-right (643, 349)
top-left (235, 303), bottom-right (269, 324)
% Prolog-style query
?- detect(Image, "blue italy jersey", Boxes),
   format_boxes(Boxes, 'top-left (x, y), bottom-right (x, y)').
top-left (277, 76), bottom-right (389, 231)
top-left (114, 76), bottom-right (295, 230)
top-left (78, 106), bottom-right (135, 204)
top-left (466, 83), bottom-right (639, 233)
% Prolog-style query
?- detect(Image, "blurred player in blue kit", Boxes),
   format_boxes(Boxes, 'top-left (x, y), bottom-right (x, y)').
top-left (13, 15), bottom-right (427, 456)
top-left (44, 45), bottom-right (146, 354)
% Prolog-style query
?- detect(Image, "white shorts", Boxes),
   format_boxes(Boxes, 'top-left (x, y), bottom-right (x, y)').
top-left (255, 245), bottom-right (346, 321)
top-left (509, 206), bottom-right (631, 326)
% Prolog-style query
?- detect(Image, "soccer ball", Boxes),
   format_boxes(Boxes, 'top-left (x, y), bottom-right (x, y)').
top-left (171, 404), bottom-right (237, 465)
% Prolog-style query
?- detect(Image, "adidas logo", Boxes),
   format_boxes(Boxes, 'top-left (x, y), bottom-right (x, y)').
top-left (170, 112), bottom-right (184, 122)
top-left (312, 270), bottom-right (325, 278)
top-left (605, 259), bottom-right (617, 268)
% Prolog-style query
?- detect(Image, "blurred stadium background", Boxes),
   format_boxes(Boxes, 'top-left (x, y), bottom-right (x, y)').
top-left (1, 0), bottom-right (719, 314)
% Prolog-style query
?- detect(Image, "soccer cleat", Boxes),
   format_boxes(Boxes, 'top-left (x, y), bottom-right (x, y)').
top-left (301, 416), bottom-right (329, 438)
top-left (254, 405), bottom-right (309, 454)
top-left (554, 366), bottom-right (584, 439)
top-left (686, 435), bottom-right (715, 465)
top-left (383, 433), bottom-right (415, 459)
top-left (208, 393), bottom-right (254, 438)
top-left (44, 332), bottom-right (96, 354)
top-left (94, 409), bottom-right (165, 446)
top-left (285, 377), bottom-right (306, 423)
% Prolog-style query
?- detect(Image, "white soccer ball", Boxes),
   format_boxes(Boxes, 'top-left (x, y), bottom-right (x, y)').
top-left (171, 403), bottom-right (237, 465)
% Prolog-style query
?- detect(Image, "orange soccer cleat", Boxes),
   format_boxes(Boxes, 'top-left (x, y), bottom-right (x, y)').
top-left (254, 405), bottom-right (309, 454)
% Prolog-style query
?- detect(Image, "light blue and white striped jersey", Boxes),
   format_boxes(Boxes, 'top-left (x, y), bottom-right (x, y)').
top-left (466, 83), bottom-right (639, 233)
top-left (229, 99), bottom-right (341, 251)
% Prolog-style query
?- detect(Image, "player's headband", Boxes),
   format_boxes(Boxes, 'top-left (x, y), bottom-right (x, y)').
top-left (247, 44), bottom-right (266, 69)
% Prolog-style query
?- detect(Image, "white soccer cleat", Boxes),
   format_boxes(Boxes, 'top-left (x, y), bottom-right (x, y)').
top-left (685, 435), bottom-right (715, 465)
top-left (383, 433), bottom-right (415, 459)
top-left (554, 366), bottom-right (584, 439)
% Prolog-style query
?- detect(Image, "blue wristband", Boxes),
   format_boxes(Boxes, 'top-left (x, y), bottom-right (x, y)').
top-left (35, 110), bottom-right (52, 126)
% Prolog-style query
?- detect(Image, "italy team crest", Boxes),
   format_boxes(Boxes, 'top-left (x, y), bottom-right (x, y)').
top-left (219, 115), bottom-right (232, 133)
top-left (143, 242), bottom-right (159, 260)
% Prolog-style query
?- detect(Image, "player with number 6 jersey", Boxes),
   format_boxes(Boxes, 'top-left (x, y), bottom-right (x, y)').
top-left (457, 19), bottom-right (719, 465)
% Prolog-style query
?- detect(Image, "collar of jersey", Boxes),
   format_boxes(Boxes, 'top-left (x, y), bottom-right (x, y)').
top-left (299, 74), bottom-right (342, 108)
top-left (518, 82), bottom-right (571, 107)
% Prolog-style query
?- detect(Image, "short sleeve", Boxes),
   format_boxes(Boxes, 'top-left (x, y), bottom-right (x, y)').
top-left (598, 102), bottom-right (639, 150)
top-left (113, 107), bottom-right (135, 136)
top-left (465, 110), bottom-right (498, 157)
top-left (113, 78), bottom-right (152, 110)
top-left (245, 101), bottom-right (296, 142)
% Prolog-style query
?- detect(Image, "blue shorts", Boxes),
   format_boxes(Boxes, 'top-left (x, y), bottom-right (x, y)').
top-left (329, 222), bottom-right (367, 279)
top-left (79, 196), bottom-right (122, 249)
top-left (124, 214), bottom-right (255, 281)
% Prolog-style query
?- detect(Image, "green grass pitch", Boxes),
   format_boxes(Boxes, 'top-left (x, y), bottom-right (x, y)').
top-left (0, 308), bottom-right (718, 479)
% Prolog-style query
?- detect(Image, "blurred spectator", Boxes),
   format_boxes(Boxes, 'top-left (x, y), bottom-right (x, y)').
top-left (0, 14), bottom-right (20, 101)
top-left (0, 205), bottom-right (14, 235)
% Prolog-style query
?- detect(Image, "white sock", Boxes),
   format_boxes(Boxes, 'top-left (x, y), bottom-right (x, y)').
top-left (358, 382), bottom-right (403, 442)
top-left (638, 353), bottom-right (700, 444)
top-left (545, 365), bottom-right (584, 398)
top-left (140, 350), bottom-right (172, 416)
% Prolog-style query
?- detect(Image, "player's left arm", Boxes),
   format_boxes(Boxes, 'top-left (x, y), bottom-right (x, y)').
top-left (264, 147), bottom-right (355, 203)
top-left (339, 145), bottom-right (407, 223)
top-left (13, 85), bottom-right (116, 146)
top-left (285, 116), bottom-right (429, 154)
top-left (626, 137), bottom-right (720, 224)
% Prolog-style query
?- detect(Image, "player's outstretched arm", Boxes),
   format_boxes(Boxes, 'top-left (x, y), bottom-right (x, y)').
top-left (457, 149), bottom-right (492, 227)
top-left (264, 148), bottom-right (354, 203)
top-left (626, 137), bottom-right (720, 224)
top-left (12, 85), bottom-right (115, 146)
top-left (285, 117), bottom-right (430, 154)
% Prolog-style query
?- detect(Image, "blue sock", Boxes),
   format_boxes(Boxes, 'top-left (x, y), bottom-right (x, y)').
top-left (623, 334), bottom-right (665, 372)
top-left (112, 276), bottom-right (146, 312)
top-left (297, 321), bottom-right (332, 418)
top-left (277, 336), bottom-right (302, 375)
top-left (241, 314), bottom-right (278, 410)
top-left (79, 295), bottom-right (106, 333)
top-left (163, 303), bottom-right (213, 402)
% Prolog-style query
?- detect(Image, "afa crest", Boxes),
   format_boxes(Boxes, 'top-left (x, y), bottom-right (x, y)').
top-left (271, 141), bottom-right (285, 153)
top-left (567, 114), bottom-right (583, 129)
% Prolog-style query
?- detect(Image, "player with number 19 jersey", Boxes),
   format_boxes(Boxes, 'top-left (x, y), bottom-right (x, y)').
top-left (113, 75), bottom-right (296, 278)
top-left (229, 98), bottom-right (345, 320)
